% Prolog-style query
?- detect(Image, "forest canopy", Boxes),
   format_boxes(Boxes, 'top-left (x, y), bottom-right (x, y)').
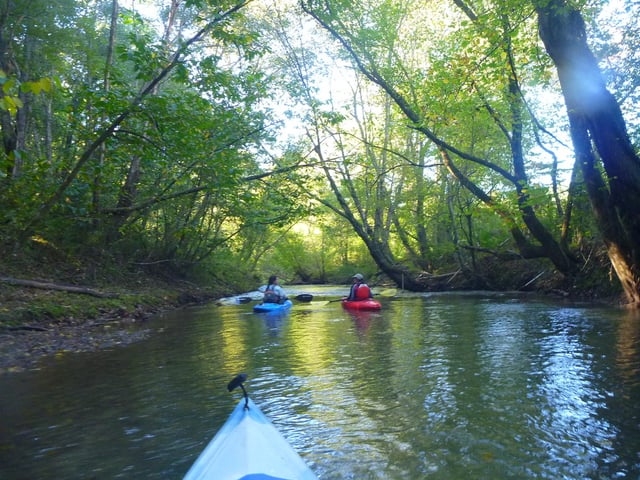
top-left (1, 0), bottom-right (639, 304)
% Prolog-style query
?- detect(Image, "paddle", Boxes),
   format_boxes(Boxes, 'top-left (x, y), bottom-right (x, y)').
top-left (292, 300), bottom-right (330, 309)
top-left (375, 288), bottom-right (397, 297)
top-left (295, 293), bottom-right (314, 302)
top-left (227, 373), bottom-right (249, 408)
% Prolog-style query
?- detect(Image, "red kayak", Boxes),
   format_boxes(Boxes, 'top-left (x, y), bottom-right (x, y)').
top-left (342, 299), bottom-right (382, 311)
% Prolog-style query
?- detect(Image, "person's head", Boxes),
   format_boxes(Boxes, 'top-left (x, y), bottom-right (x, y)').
top-left (352, 273), bottom-right (364, 283)
top-left (268, 275), bottom-right (278, 285)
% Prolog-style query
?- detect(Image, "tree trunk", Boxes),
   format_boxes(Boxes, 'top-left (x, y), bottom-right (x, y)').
top-left (0, 6), bottom-right (18, 181)
top-left (106, 155), bottom-right (142, 242)
top-left (307, 127), bottom-right (425, 290)
top-left (536, 0), bottom-right (640, 306)
top-left (94, 0), bottom-right (119, 213)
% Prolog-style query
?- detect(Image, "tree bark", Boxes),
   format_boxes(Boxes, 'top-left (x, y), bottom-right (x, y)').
top-left (536, 0), bottom-right (640, 306)
top-left (94, 0), bottom-right (119, 213)
top-left (0, 3), bottom-right (18, 180)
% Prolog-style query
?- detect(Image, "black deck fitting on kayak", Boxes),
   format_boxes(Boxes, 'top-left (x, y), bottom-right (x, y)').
top-left (227, 373), bottom-right (249, 409)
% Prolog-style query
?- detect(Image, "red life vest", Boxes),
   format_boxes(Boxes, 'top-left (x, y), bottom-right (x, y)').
top-left (354, 284), bottom-right (371, 300)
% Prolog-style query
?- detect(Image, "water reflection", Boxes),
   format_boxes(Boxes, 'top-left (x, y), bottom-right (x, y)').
top-left (0, 293), bottom-right (639, 479)
top-left (529, 308), bottom-right (616, 478)
top-left (346, 310), bottom-right (378, 336)
top-left (616, 309), bottom-right (640, 384)
top-left (252, 310), bottom-right (290, 337)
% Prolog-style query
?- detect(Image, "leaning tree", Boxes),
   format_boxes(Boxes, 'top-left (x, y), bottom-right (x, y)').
top-left (535, 0), bottom-right (640, 306)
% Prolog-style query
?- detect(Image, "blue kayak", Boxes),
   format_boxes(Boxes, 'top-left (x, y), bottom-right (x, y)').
top-left (253, 299), bottom-right (292, 313)
top-left (183, 396), bottom-right (317, 480)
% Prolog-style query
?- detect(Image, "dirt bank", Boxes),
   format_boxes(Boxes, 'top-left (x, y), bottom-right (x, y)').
top-left (0, 278), bottom-right (225, 374)
top-left (0, 315), bottom-right (153, 373)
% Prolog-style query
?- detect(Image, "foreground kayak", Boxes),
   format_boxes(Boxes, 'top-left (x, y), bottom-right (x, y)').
top-left (184, 376), bottom-right (317, 480)
top-left (342, 299), bottom-right (382, 311)
top-left (253, 299), bottom-right (293, 313)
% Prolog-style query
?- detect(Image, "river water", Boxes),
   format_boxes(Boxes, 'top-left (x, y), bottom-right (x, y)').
top-left (1, 288), bottom-right (639, 479)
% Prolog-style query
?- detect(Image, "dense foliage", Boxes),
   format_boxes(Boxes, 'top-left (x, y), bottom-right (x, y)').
top-left (0, 0), bottom-right (304, 286)
top-left (1, 0), bottom-right (638, 302)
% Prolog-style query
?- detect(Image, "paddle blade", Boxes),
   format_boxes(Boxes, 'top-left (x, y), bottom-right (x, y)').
top-left (378, 288), bottom-right (397, 297)
top-left (292, 300), bottom-right (329, 310)
top-left (227, 373), bottom-right (248, 392)
top-left (295, 293), bottom-right (314, 302)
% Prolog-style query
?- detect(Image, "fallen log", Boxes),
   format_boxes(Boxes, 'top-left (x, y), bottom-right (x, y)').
top-left (4, 325), bottom-right (50, 332)
top-left (0, 276), bottom-right (119, 298)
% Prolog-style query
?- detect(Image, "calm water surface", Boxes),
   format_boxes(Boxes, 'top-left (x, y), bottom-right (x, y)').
top-left (1, 289), bottom-right (639, 479)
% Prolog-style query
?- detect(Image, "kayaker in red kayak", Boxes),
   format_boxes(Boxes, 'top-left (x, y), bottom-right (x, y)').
top-left (345, 273), bottom-right (373, 301)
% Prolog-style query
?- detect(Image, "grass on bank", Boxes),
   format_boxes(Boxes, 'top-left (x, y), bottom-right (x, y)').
top-left (0, 280), bottom-right (226, 329)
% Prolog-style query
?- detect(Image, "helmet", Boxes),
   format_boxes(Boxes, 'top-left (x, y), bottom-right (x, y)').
top-left (352, 273), bottom-right (364, 280)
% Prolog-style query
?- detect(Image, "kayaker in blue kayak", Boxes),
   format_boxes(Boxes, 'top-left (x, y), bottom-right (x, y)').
top-left (262, 275), bottom-right (288, 304)
top-left (345, 273), bottom-right (373, 301)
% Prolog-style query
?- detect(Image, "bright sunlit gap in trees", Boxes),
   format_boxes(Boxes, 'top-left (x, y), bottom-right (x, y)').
top-left (126, 0), bottom-right (579, 196)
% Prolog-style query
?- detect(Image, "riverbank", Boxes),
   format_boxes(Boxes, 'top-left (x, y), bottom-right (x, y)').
top-left (0, 277), bottom-right (229, 373)
top-left (0, 246), bottom-right (245, 374)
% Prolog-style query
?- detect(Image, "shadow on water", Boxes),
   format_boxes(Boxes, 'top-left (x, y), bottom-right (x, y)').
top-left (1, 290), bottom-right (639, 479)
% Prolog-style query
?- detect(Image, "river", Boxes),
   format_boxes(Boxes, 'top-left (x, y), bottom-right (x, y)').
top-left (1, 287), bottom-right (639, 479)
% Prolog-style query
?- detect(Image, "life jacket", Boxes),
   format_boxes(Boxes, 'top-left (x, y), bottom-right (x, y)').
top-left (263, 285), bottom-right (279, 303)
top-left (354, 284), bottom-right (371, 300)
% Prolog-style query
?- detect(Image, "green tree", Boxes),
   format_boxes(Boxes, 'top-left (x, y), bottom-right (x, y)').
top-left (0, 0), bottom-right (319, 288)
top-left (535, 0), bottom-right (640, 306)
top-left (299, 0), bottom-right (578, 286)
